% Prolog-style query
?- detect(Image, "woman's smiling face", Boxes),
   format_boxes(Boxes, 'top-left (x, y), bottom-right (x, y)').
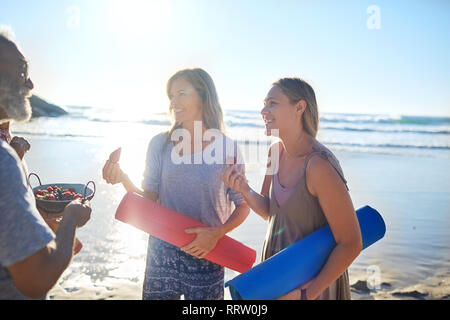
top-left (168, 77), bottom-right (203, 125)
top-left (261, 85), bottom-right (300, 137)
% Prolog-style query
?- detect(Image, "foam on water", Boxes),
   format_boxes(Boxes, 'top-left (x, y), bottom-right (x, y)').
top-left (12, 107), bottom-right (449, 159)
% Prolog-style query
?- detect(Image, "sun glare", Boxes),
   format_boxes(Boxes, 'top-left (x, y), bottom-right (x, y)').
top-left (109, 0), bottom-right (171, 39)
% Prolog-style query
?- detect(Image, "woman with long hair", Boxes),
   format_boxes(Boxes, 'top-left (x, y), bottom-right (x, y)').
top-left (103, 68), bottom-right (250, 300)
top-left (222, 77), bottom-right (362, 300)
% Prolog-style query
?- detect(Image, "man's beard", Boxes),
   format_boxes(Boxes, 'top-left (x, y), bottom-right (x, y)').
top-left (0, 75), bottom-right (32, 124)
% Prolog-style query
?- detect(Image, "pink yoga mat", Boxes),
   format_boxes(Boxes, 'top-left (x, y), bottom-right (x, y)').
top-left (115, 192), bottom-right (256, 273)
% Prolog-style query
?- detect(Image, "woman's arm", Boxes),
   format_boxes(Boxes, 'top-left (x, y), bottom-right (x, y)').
top-left (216, 203), bottom-right (251, 236)
top-left (221, 142), bottom-right (281, 221)
top-left (103, 161), bottom-right (158, 202)
top-left (243, 187), bottom-right (271, 221)
top-left (221, 141), bottom-right (280, 221)
top-left (221, 166), bottom-right (271, 221)
top-left (279, 156), bottom-right (362, 300)
top-left (120, 172), bottom-right (144, 196)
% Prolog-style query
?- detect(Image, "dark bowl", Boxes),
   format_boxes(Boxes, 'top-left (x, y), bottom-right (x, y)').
top-left (33, 183), bottom-right (95, 214)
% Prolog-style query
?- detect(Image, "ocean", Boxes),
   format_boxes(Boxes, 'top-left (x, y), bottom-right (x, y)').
top-left (13, 106), bottom-right (450, 159)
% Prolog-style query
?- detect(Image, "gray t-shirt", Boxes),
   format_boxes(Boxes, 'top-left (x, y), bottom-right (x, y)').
top-left (0, 140), bottom-right (55, 300)
top-left (142, 132), bottom-right (245, 227)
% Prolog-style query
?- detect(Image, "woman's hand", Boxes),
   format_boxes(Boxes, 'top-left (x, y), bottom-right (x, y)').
top-left (10, 136), bottom-right (30, 160)
top-left (276, 278), bottom-right (315, 300)
top-left (221, 165), bottom-right (250, 196)
top-left (101, 149), bottom-right (145, 195)
top-left (181, 227), bottom-right (225, 259)
top-left (102, 160), bottom-right (125, 185)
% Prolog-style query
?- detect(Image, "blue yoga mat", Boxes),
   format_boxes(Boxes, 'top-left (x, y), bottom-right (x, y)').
top-left (225, 205), bottom-right (386, 300)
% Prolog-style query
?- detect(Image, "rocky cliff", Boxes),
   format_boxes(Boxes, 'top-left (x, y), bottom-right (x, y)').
top-left (30, 95), bottom-right (68, 118)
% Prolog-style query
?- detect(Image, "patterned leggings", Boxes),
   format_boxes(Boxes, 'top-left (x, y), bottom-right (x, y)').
top-left (142, 237), bottom-right (224, 300)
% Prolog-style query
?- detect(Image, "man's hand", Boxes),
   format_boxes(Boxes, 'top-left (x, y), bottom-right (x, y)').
top-left (36, 207), bottom-right (82, 255)
top-left (63, 199), bottom-right (92, 228)
top-left (7, 200), bottom-right (91, 299)
top-left (37, 207), bottom-right (64, 222)
top-left (10, 136), bottom-right (30, 160)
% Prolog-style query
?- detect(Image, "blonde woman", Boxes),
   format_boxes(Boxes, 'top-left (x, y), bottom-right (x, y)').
top-left (222, 78), bottom-right (362, 300)
top-left (103, 68), bottom-right (250, 300)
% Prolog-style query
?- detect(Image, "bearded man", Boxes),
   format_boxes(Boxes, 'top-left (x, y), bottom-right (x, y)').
top-left (0, 30), bottom-right (92, 300)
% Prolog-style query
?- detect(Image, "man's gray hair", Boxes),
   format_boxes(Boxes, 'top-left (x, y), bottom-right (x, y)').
top-left (0, 25), bottom-right (16, 40)
top-left (0, 25), bottom-right (32, 125)
top-left (0, 26), bottom-right (17, 53)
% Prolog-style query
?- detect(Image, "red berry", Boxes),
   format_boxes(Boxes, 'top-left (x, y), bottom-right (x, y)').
top-left (68, 188), bottom-right (75, 193)
top-left (47, 187), bottom-right (53, 192)
top-left (45, 194), bottom-right (55, 200)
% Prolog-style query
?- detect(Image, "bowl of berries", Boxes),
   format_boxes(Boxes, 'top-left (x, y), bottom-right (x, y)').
top-left (28, 173), bottom-right (96, 214)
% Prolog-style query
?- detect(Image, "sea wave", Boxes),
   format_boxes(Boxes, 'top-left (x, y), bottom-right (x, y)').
top-left (225, 121), bottom-right (450, 135)
top-left (20, 107), bottom-right (449, 155)
top-left (15, 128), bottom-right (449, 151)
top-left (88, 118), bottom-right (171, 126)
top-left (305, 113), bottom-right (450, 126)
top-left (64, 116), bottom-right (450, 135)
top-left (225, 110), bottom-right (450, 126)
top-left (321, 126), bottom-right (450, 135)
top-left (66, 107), bottom-right (450, 133)
top-left (324, 141), bottom-right (450, 151)
top-left (11, 131), bottom-right (103, 139)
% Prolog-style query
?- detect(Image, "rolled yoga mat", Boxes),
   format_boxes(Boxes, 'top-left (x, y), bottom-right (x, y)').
top-left (115, 192), bottom-right (257, 273)
top-left (225, 205), bottom-right (386, 300)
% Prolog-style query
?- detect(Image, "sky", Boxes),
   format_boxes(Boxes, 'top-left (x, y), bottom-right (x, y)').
top-left (1, 0), bottom-right (449, 117)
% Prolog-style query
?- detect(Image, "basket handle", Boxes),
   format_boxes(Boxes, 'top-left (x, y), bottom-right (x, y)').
top-left (83, 181), bottom-right (96, 202)
top-left (27, 173), bottom-right (42, 190)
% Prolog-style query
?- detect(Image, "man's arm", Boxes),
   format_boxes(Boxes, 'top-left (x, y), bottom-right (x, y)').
top-left (7, 200), bottom-right (91, 299)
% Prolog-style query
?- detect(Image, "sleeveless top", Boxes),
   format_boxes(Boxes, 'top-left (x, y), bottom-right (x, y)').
top-left (262, 142), bottom-right (352, 300)
top-left (273, 148), bottom-right (301, 206)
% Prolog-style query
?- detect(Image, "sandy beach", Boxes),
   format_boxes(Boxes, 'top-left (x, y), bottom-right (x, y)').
top-left (16, 131), bottom-right (449, 301)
